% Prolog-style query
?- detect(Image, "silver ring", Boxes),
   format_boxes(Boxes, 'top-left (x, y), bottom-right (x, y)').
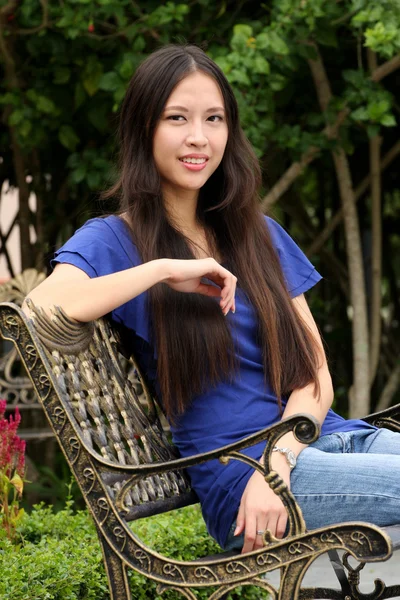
top-left (256, 530), bottom-right (264, 536)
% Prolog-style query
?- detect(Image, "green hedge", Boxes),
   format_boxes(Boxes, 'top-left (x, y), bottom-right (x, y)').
top-left (0, 503), bottom-right (268, 599)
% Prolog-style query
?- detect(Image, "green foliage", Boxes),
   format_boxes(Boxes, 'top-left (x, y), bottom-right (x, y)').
top-left (0, 503), bottom-right (266, 599)
top-left (1, 0), bottom-right (399, 416)
top-left (352, 0), bottom-right (400, 57)
top-left (343, 70), bottom-right (397, 135)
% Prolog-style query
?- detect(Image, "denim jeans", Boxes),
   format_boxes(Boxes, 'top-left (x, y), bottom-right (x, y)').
top-left (224, 427), bottom-right (400, 551)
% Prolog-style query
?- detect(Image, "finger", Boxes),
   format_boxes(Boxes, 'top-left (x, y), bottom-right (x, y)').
top-left (195, 283), bottom-right (222, 298)
top-left (234, 504), bottom-right (245, 536)
top-left (241, 515), bottom-right (257, 554)
top-left (253, 521), bottom-right (268, 550)
top-left (264, 514), bottom-right (279, 543)
top-left (220, 278), bottom-right (237, 310)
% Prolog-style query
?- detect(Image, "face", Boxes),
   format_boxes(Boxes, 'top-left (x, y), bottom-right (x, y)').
top-left (153, 71), bottom-right (228, 204)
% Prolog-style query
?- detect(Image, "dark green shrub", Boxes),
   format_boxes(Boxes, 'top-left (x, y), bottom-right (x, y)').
top-left (0, 503), bottom-right (268, 599)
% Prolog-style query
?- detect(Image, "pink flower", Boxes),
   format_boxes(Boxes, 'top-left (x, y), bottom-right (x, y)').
top-left (0, 399), bottom-right (6, 420)
top-left (0, 401), bottom-right (26, 477)
top-left (0, 398), bottom-right (26, 542)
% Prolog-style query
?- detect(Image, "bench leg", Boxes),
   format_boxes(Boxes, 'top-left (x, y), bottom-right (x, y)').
top-left (278, 560), bottom-right (310, 600)
top-left (96, 525), bottom-right (131, 600)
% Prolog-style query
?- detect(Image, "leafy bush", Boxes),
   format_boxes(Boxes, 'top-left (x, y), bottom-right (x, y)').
top-left (0, 502), bottom-right (268, 599)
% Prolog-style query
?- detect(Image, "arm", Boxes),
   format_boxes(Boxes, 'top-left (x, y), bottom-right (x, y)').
top-left (236, 293), bottom-right (334, 553)
top-left (23, 258), bottom-right (237, 321)
top-left (275, 293), bottom-right (334, 455)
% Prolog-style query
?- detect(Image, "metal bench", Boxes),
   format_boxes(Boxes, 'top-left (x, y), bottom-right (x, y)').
top-left (1, 298), bottom-right (399, 600)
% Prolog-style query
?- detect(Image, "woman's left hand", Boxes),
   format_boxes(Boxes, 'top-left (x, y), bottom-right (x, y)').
top-left (234, 453), bottom-right (291, 554)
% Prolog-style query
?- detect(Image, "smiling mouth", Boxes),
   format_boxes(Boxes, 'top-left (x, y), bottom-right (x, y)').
top-left (179, 157), bottom-right (208, 164)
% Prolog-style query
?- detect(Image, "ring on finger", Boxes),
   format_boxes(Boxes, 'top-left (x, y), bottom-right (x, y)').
top-left (256, 530), bottom-right (264, 536)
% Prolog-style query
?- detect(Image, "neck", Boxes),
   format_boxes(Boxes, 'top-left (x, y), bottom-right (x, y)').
top-left (163, 186), bottom-right (199, 231)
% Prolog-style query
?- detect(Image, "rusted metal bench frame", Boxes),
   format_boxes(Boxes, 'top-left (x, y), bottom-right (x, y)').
top-left (0, 300), bottom-right (399, 600)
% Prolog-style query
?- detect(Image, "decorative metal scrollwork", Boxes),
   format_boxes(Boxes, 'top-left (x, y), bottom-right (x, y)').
top-left (97, 497), bottom-right (109, 526)
top-left (351, 531), bottom-right (373, 552)
top-left (226, 561), bottom-right (251, 574)
top-left (37, 373), bottom-right (51, 401)
top-left (4, 315), bottom-right (19, 338)
top-left (320, 531), bottom-right (344, 545)
top-left (52, 406), bottom-right (66, 430)
top-left (163, 563), bottom-right (185, 582)
top-left (288, 541), bottom-right (314, 555)
top-left (113, 526), bottom-right (127, 552)
top-left (25, 344), bottom-right (38, 371)
top-left (82, 467), bottom-right (96, 494)
top-left (256, 552), bottom-right (281, 566)
top-left (194, 566), bottom-right (218, 582)
top-left (134, 549), bottom-right (151, 572)
top-left (69, 436), bottom-right (80, 464)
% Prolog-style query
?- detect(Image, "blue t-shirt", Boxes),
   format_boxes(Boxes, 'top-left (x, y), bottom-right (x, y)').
top-left (51, 215), bottom-right (375, 547)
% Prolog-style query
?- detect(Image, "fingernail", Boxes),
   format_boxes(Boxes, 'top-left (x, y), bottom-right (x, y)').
top-left (233, 527), bottom-right (240, 536)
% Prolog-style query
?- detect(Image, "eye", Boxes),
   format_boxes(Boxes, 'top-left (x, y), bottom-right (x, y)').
top-left (207, 115), bottom-right (224, 122)
top-left (167, 115), bottom-right (186, 121)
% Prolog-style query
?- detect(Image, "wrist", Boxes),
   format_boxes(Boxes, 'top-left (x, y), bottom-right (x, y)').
top-left (270, 452), bottom-right (292, 484)
top-left (154, 258), bottom-right (173, 283)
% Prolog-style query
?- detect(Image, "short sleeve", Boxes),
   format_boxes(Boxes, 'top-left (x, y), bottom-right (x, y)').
top-left (265, 216), bottom-right (322, 298)
top-left (50, 216), bottom-right (153, 350)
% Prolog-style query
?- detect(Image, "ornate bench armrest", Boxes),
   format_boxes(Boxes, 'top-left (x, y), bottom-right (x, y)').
top-left (362, 402), bottom-right (400, 431)
top-left (100, 412), bottom-right (319, 479)
top-left (103, 413), bottom-right (320, 538)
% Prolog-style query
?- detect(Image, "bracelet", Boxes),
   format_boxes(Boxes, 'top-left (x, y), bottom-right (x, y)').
top-left (272, 446), bottom-right (297, 470)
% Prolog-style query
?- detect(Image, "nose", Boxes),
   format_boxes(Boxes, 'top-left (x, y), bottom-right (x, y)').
top-left (186, 120), bottom-right (208, 147)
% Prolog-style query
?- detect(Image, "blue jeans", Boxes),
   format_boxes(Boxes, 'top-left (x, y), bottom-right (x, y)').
top-left (224, 427), bottom-right (400, 551)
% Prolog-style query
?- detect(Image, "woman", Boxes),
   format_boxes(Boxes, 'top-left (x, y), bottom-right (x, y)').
top-left (25, 44), bottom-right (400, 555)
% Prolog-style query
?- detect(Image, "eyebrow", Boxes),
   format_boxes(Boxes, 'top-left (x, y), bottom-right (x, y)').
top-left (164, 105), bottom-right (225, 113)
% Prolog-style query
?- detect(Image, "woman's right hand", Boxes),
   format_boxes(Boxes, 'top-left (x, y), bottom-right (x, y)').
top-left (163, 258), bottom-right (237, 315)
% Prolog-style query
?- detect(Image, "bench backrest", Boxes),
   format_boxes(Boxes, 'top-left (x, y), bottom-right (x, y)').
top-left (0, 300), bottom-right (195, 520)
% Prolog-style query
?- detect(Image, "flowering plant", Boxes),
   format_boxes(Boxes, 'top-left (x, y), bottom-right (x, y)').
top-left (0, 399), bottom-right (26, 541)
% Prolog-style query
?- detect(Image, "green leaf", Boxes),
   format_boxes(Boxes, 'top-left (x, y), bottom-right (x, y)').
top-left (132, 35), bottom-right (145, 52)
top-left (83, 60), bottom-right (104, 97)
top-left (19, 120), bottom-right (32, 138)
top-left (10, 474), bottom-right (24, 495)
top-left (253, 55), bottom-right (270, 75)
top-left (268, 31), bottom-right (289, 55)
top-left (53, 67), bottom-right (71, 85)
top-left (228, 68), bottom-right (251, 86)
top-left (367, 99), bottom-right (391, 120)
top-left (9, 110), bottom-right (24, 126)
top-left (59, 125), bottom-right (80, 151)
top-left (255, 32), bottom-right (270, 50)
top-left (233, 24), bottom-right (253, 38)
top-left (70, 165), bottom-right (87, 184)
top-left (216, 0), bottom-right (226, 18)
top-left (351, 107), bottom-right (369, 121)
top-left (99, 72), bottom-right (122, 92)
top-left (37, 95), bottom-right (56, 114)
top-left (380, 114), bottom-right (396, 127)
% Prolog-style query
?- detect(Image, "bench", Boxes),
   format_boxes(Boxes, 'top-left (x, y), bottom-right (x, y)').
top-left (1, 298), bottom-right (400, 600)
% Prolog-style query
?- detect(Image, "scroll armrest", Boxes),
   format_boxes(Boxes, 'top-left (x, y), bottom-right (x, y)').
top-left (101, 413), bottom-right (320, 482)
top-left (363, 402), bottom-right (400, 430)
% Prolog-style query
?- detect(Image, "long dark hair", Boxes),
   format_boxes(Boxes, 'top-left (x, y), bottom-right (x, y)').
top-left (104, 44), bottom-right (321, 419)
